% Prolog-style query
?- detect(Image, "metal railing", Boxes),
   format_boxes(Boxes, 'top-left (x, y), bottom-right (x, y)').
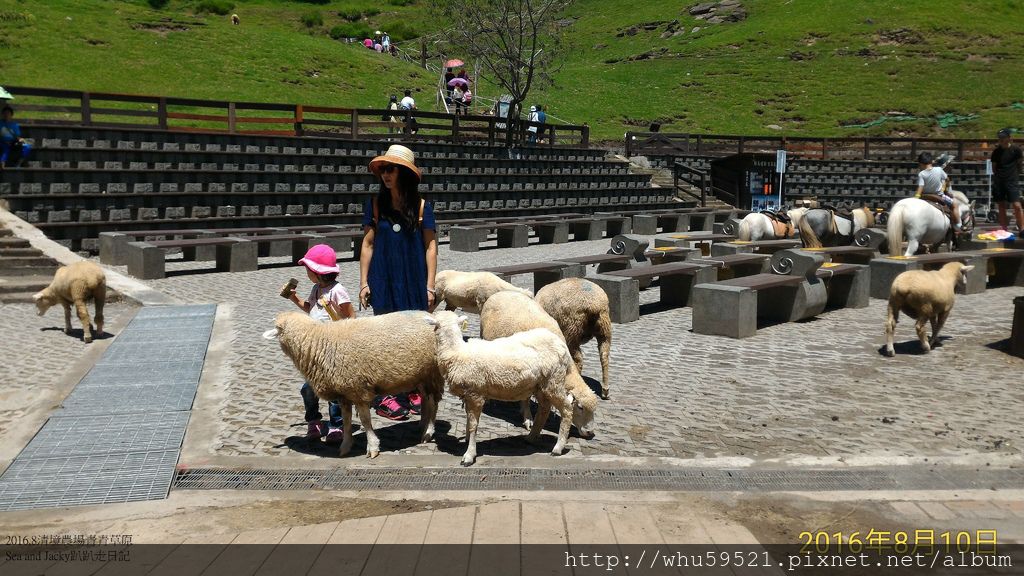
top-left (4, 86), bottom-right (590, 148)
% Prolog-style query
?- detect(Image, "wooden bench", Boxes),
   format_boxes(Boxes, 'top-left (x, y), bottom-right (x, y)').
top-left (710, 239), bottom-right (802, 256)
top-left (815, 262), bottom-right (871, 309)
top-left (696, 253), bottom-right (771, 280)
top-left (691, 251), bottom-right (829, 338)
top-left (555, 253), bottom-right (632, 274)
top-left (869, 252), bottom-right (989, 299)
top-left (975, 247), bottom-right (1024, 287)
top-left (127, 237), bottom-right (258, 280)
top-left (646, 246), bottom-right (700, 265)
top-left (791, 245), bottom-right (878, 265)
top-left (589, 262), bottom-right (718, 323)
top-left (479, 261), bottom-right (585, 293)
top-left (654, 232), bottom-right (736, 255)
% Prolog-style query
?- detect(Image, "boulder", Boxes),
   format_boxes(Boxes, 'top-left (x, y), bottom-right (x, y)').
top-left (689, 2), bottom-right (716, 15)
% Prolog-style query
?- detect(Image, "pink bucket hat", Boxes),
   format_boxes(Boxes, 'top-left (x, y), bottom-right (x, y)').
top-left (298, 244), bottom-right (339, 275)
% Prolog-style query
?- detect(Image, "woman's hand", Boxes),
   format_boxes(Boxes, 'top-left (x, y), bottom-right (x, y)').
top-left (426, 288), bottom-right (436, 310)
top-left (359, 285), bottom-right (371, 309)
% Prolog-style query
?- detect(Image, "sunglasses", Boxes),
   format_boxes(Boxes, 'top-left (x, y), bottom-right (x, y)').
top-left (379, 164), bottom-right (398, 174)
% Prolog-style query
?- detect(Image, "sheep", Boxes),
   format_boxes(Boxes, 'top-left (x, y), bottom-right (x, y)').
top-left (479, 290), bottom-right (597, 435)
top-left (432, 270), bottom-right (531, 314)
top-left (231, 13), bottom-right (240, 25)
top-left (33, 261), bottom-right (106, 343)
top-left (535, 278), bottom-right (612, 399)
top-left (271, 310), bottom-right (444, 458)
top-left (428, 310), bottom-right (585, 466)
top-left (884, 262), bottom-right (974, 357)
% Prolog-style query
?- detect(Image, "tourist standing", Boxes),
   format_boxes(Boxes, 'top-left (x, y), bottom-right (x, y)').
top-left (359, 145), bottom-right (437, 420)
top-left (527, 105), bottom-right (540, 144)
top-left (536, 105), bottom-right (547, 143)
top-left (452, 85), bottom-right (465, 115)
top-left (0, 106), bottom-right (30, 169)
top-left (400, 90), bottom-right (417, 134)
top-left (992, 128), bottom-right (1024, 232)
top-left (381, 32), bottom-right (391, 53)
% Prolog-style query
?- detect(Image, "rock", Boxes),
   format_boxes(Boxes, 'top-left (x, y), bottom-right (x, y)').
top-left (556, 18), bottom-right (576, 28)
top-left (766, 124), bottom-right (783, 130)
top-left (707, 15), bottom-right (725, 24)
top-left (661, 31), bottom-right (673, 39)
top-left (689, 2), bottom-right (716, 15)
top-left (673, 30), bottom-right (686, 36)
top-left (594, 43), bottom-right (607, 49)
top-left (691, 27), bottom-right (701, 33)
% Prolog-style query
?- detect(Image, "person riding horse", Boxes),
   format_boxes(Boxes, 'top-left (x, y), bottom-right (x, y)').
top-left (913, 152), bottom-right (962, 233)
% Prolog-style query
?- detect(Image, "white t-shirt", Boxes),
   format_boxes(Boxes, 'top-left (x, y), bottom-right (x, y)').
top-left (527, 111), bottom-right (539, 132)
top-left (308, 282), bottom-right (351, 323)
top-left (400, 96), bottom-right (416, 110)
top-left (916, 166), bottom-right (948, 196)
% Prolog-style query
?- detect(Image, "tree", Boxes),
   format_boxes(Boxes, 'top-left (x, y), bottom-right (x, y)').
top-left (430, 0), bottom-right (572, 148)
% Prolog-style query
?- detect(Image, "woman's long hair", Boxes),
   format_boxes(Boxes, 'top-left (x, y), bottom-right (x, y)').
top-left (376, 166), bottom-right (422, 230)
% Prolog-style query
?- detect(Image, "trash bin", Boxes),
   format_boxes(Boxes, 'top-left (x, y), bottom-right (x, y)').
top-left (1012, 296), bottom-right (1024, 358)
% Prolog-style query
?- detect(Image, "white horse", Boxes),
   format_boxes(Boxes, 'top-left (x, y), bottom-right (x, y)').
top-left (887, 190), bottom-right (974, 257)
top-left (797, 206), bottom-right (876, 248)
top-left (736, 208), bottom-right (808, 241)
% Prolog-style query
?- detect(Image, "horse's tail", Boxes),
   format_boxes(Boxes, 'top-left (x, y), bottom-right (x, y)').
top-left (738, 217), bottom-right (752, 241)
top-left (798, 211), bottom-right (822, 248)
top-left (887, 203), bottom-right (905, 257)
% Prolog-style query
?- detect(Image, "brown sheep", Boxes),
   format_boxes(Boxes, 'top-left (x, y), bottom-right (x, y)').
top-left (33, 261), bottom-right (106, 343)
top-left (535, 278), bottom-right (612, 398)
top-left (884, 262), bottom-right (974, 357)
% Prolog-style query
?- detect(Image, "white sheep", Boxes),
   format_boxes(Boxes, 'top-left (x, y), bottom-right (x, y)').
top-left (535, 278), bottom-right (612, 398)
top-left (428, 310), bottom-right (585, 466)
top-left (884, 262), bottom-right (974, 357)
top-left (272, 310), bottom-right (444, 458)
top-left (33, 261), bottom-right (106, 343)
top-left (479, 290), bottom-right (597, 435)
top-left (432, 270), bottom-right (531, 314)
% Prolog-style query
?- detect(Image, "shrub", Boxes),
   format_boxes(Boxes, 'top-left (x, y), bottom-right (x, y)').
top-left (193, 0), bottom-right (234, 16)
top-left (294, 0), bottom-right (330, 4)
top-left (388, 0), bottom-right (416, 6)
top-left (148, 0), bottom-right (170, 9)
top-left (330, 22), bottom-right (373, 40)
top-left (300, 10), bottom-right (323, 28)
top-left (363, 7), bottom-right (381, 17)
top-left (337, 8), bottom-right (362, 21)
top-left (382, 20), bottom-right (420, 42)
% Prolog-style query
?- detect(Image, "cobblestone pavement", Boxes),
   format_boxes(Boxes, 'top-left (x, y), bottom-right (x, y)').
top-left (0, 300), bottom-right (138, 459)
top-left (94, 237), bottom-right (1024, 464)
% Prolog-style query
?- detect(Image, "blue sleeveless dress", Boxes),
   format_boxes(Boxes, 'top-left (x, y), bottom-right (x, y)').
top-left (362, 198), bottom-right (435, 313)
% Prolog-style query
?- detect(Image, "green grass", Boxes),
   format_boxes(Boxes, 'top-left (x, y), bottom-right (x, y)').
top-left (2, 0), bottom-right (1024, 142)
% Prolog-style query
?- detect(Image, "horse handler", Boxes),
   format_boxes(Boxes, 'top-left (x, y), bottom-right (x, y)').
top-left (992, 128), bottom-right (1024, 233)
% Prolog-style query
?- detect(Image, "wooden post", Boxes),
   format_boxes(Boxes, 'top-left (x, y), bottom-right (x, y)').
top-left (738, 136), bottom-right (745, 155)
top-left (910, 139), bottom-right (918, 160)
top-left (228, 102), bottom-right (237, 133)
top-left (488, 117), bottom-right (495, 146)
top-left (420, 38), bottom-right (427, 69)
top-left (863, 138), bottom-right (870, 160)
top-left (957, 139), bottom-right (964, 160)
top-left (351, 109), bottom-right (359, 138)
top-left (821, 138), bottom-right (828, 160)
top-left (80, 92), bottom-right (92, 126)
top-left (696, 135), bottom-right (703, 155)
top-left (580, 124), bottom-right (588, 147)
top-left (157, 97), bottom-right (168, 130)
top-left (294, 105), bottom-right (304, 137)
top-left (625, 131), bottom-right (632, 156)
top-left (451, 114), bottom-right (459, 143)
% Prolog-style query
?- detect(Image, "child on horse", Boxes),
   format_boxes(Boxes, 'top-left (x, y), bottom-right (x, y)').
top-left (914, 152), bottom-right (960, 231)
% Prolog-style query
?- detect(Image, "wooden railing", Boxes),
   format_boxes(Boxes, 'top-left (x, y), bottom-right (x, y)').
top-left (5, 86), bottom-right (590, 148)
top-left (626, 131), bottom-right (999, 162)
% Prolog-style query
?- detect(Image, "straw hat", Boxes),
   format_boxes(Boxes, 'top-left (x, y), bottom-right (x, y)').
top-left (369, 144), bottom-right (421, 182)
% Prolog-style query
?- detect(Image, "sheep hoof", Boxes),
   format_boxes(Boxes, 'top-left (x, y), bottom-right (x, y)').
top-left (366, 450), bottom-right (379, 459)
top-left (460, 459), bottom-right (475, 467)
top-left (522, 419), bottom-right (534, 431)
top-left (600, 389), bottom-right (610, 400)
top-left (579, 429), bottom-right (595, 440)
top-left (83, 336), bottom-right (93, 344)
top-left (883, 348), bottom-right (895, 357)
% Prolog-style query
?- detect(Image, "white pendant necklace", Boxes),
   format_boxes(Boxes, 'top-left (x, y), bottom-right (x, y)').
top-left (392, 222), bottom-right (402, 233)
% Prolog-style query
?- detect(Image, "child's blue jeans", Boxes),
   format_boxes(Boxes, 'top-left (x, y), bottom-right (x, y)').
top-left (300, 382), bottom-right (343, 428)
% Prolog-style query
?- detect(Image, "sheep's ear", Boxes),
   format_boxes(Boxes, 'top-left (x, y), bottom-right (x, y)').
top-left (961, 265), bottom-right (975, 273)
top-left (262, 328), bottom-right (279, 340)
top-left (32, 292), bottom-right (43, 301)
top-left (566, 393), bottom-right (576, 406)
top-left (423, 315), bottom-right (438, 327)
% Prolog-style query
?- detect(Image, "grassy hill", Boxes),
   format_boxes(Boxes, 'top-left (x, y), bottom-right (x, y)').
top-left (2, 0), bottom-right (1023, 143)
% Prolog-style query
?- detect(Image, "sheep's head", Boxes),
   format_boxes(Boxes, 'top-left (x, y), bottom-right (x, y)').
top-left (32, 290), bottom-right (56, 316)
top-left (271, 311), bottom-right (317, 354)
top-left (425, 310), bottom-right (468, 334)
top-left (958, 264), bottom-right (975, 287)
top-left (943, 262), bottom-right (975, 288)
top-left (566, 367), bottom-right (598, 439)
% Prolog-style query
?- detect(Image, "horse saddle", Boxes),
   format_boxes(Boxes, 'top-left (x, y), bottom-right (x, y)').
top-left (821, 204), bottom-right (855, 222)
top-left (760, 210), bottom-right (792, 238)
top-left (919, 194), bottom-right (952, 216)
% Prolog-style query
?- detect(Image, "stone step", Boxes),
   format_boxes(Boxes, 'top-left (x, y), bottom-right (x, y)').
top-left (0, 247), bottom-right (44, 257)
top-left (0, 275), bottom-right (53, 302)
top-left (0, 228), bottom-right (12, 237)
top-left (0, 256), bottom-right (60, 270)
top-left (0, 236), bottom-right (31, 248)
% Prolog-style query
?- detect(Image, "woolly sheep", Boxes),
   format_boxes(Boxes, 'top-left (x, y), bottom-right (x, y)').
top-left (884, 262), bottom-right (974, 357)
top-left (428, 310), bottom-right (584, 466)
top-left (33, 261), bottom-right (106, 343)
top-left (535, 278), bottom-right (612, 398)
top-left (479, 290), bottom-right (597, 435)
top-left (432, 270), bottom-right (531, 314)
top-left (272, 310), bottom-right (444, 458)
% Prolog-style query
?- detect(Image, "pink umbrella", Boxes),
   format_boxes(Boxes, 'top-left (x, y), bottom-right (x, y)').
top-left (444, 58), bottom-right (464, 68)
top-left (447, 77), bottom-right (470, 88)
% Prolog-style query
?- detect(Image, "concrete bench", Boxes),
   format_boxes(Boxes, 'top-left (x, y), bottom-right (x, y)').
top-left (555, 253), bottom-right (632, 274)
top-left (691, 251), bottom-right (828, 338)
top-left (696, 253), bottom-right (771, 280)
top-left (771, 249), bottom-right (870, 309)
top-left (100, 229), bottom-right (211, 265)
top-left (852, 227), bottom-right (888, 252)
top-left (589, 262), bottom-right (718, 323)
top-left (710, 239), bottom-right (802, 256)
top-left (450, 222), bottom-right (531, 252)
top-left (479, 261), bottom-right (585, 293)
top-left (646, 246), bottom-right (701, 265)
top-left (793, 245), bottom-right (878, 265)
top-left (126, 237), bottom-right (257, 280)
top-left (975, 247), bottom-right (1024, 287)
top-left (869, 252), bottom-right (988, 299)
top-left (654, 233), bottom-right (736, 256)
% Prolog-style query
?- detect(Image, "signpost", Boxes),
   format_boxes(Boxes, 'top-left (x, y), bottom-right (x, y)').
top-left (775, 149), bottom-right (787, 211)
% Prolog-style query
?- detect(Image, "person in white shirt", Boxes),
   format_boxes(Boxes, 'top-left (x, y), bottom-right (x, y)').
top-left (527, 105), bottom-right (539, 143)
top-left (400, 90), bottom-right (417, 134)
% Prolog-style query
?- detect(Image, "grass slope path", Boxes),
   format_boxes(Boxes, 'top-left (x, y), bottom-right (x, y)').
top-left (1, 0), bottom-right (1023, 140)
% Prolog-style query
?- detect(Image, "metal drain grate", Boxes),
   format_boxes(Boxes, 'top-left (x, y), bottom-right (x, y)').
top-left (0, 304), bottom-right (216, 511)
top-left (172, 466), bottom-right (1024, 493)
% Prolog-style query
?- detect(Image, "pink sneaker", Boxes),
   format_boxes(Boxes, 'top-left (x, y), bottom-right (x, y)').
top-left (374, 395), bottom-right (409, 421)
top-left (405, 392), bottom-right (422, 415)
top-left (306, 420), bottom-right (326, 438)
top-left (325, 428), bottom-right (344, 444)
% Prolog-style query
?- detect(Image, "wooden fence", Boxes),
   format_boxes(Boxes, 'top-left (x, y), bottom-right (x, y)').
top-left (4, 86), bottom-right (589, 148)
top-left (625, 132), bottom-right (1000, 163)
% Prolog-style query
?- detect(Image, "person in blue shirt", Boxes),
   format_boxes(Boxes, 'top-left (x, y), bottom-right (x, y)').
top-left (0, 106), bottom-right (31, 169)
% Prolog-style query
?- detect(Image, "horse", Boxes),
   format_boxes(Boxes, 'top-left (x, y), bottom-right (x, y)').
top-left (736, 207), bottom-right (808, 241)
top-left (886, 190), bottom-right (974, 257)
top-left (797, 206), bottom-right (876, 248)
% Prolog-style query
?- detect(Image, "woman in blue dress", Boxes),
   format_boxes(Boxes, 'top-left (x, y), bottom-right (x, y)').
top-left (358, 144), bottom-right (438, 420)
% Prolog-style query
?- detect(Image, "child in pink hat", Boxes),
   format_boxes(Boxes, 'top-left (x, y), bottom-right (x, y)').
top-left (284, 244), bottom-right (354, 443)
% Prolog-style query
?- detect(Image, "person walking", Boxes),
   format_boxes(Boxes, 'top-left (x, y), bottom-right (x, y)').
top-left (992, 128), bottom-right (1024, 232)
top-left (400, 90), bottom-right (417, 135)
top-left (536, 104), bottom-right (547, 143)
top-left (358, 145), bottom-right (437, 420)
top-left (0, 106), bottom-right (30, 169)
top-left (526, 105), bottom-right (540, 144)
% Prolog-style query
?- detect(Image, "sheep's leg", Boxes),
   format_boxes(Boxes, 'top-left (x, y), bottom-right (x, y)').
top-left (75, 300), bottom-right (93, 343)
top-left (62, 303), bottom-right (72, 334)
top-left (527, 397), bottom-right (551, 445)
top-left (419, 387), bottom-right (436, 444)
top-left (519, 399), bottom-right (533, 430)
top-left (461, 396), bottom-right (484, 466)
top-left (884, 302), bottom-right (899, 357)
top-left (597, 314), bottom-right (612, 399)
top-left (915, 316), bottom-right (930, 354)
top-left (550, 398), bottom-right (574, 457)
top-left (338, 401), bottom-right (354, 457)
top-left (356, 404), bottom-right (380, 458)
top-left (570, 346), bottom-right (584, 374)
top-left (930, 311), bottom-right (950, 348)
top-left (93, 286), bottom-right (105, 336)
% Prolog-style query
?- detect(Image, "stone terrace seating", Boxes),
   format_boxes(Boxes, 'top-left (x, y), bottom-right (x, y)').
top-left (3, 125), bottom-right (688, 252)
